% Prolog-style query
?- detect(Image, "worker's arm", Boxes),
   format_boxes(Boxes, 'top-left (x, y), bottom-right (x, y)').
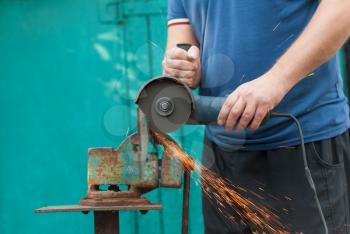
top-left (162, 24), bottom-right (201, 88)
top-left (218, 0), bottom-right (350, 131)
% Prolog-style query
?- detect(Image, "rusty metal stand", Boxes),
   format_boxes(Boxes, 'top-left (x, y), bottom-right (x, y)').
top-left (94, 211), bottom-right (119, 234)
top-left (182, 170), bottom-right (191, 234)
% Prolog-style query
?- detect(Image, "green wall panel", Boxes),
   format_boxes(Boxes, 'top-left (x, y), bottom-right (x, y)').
top-left (0, 1), bottom-right (204, 234)
top-left (1, 1), bottom-right (347, 234)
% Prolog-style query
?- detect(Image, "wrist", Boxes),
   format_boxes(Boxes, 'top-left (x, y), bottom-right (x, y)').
top-left (265, 65), bottom-right (295, 95)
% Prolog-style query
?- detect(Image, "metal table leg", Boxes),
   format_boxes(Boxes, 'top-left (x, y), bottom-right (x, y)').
top-left (182, 170), bottom-right (191, 234)
top-left (94, 211), bottom-right (119, 234)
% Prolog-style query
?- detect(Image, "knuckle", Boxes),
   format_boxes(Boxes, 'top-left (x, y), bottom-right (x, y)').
top-left (255, 114), bottom-right (264, 121)
top-left (171, 49), bottom-right (180, 57)
top-left (219, 108), bottom-right (229, 119)
top-left (177, 61), bottom-right (186, 69)
top-left (226, 99), bottom-right (235, 109)
top-left (173, 69), bottom-right (180, 76)
top-left (175, 49), bottom-right (186, 59)
top-left (225, 123), bottom-right (233, 131)
top-left (168, 60), bottom-right (180, 69)
top-left (241, 113), bottom-right (251, 122)
top-left (238, 119), bottom-right (247, 128)
top-left (231, 109), bottom-right (240, 117)
top-left (249, 123), bottom-right (258, 131)
top-left (220, 108), bottom-right (229, 117)
top-left (167, 68), bottom-right (177, 77)
top-left (182, 71), bottom-right (189, 78)
top-left (236, 124), bottom-right (244, 131)
top-left (256, 110), bottom-right (266, 119)
top-left (192, 63), bottom-right (199, 71)
top-left (190, 63), bottom-right (196, 71)
top-left (188, 71), bottom-right (195, 78)
top-left (180, 71), bottom-right (188, 78)
top-left (222, 103), bottom-right (230, 112)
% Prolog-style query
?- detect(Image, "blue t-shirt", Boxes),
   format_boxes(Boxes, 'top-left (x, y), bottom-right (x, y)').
top-left (168, 0), bottom-right (349, 151)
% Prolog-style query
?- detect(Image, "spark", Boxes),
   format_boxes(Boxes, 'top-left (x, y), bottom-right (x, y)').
top-left (276, 34), bottom-right (295, 49)
top-left (283, 208), bottom-right (289, 214)
top-left (125, 127), bottom-right (130, 138)
top-left (153, 132), bottom-right (290, 234)
top-left (273, 22), bottom-right (281, 32)
top-left (240, 74), bottom-right (246, 83)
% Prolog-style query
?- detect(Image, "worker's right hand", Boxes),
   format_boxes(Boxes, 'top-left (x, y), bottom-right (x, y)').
top-left (162, 46), bottom-right (201, 88)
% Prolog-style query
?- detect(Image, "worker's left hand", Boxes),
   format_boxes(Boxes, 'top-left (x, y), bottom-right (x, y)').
top-left (217, 73), bottom-right (288, 131)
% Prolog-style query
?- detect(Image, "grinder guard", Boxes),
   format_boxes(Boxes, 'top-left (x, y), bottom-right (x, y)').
top-left (136, 77), bottom-right (195, 133)
top-left (135, 76), bottom-right (226, 133)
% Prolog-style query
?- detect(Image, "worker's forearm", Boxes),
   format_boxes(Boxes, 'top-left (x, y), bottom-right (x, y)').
top-left (268, 0), bottom-right (350, 94)
top-left (166, 24), bottom-right (199, 50)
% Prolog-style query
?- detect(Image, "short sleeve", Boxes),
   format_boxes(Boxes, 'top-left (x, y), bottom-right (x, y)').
top-left (167, 0), bottom-right (189, 25)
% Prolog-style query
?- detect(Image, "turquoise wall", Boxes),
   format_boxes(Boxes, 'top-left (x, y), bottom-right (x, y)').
top-left (0, 1), bottom-right (204, 233)
top-left (0, 1), bottom-right (348, 234)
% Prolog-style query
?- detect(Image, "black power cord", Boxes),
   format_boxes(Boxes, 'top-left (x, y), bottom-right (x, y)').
top-left (344, 39), bottom-right (350, 96)
top-left (270, 112), bottom-right (328, 234)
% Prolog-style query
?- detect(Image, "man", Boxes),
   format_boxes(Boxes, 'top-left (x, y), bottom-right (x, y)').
top-left (163, 0), bottom-right (350, 233)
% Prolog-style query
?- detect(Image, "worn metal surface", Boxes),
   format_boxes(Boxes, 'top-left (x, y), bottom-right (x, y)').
top-left (84, 131), bottom-right (159, 205)
top-left (94, 211), bottom-right (119, 234)
top-left (35, 204), bottom-right (162, 213)
top-left (87, 134), bottom-right (158, 188)
top-left (82, 110), bottom-right (187, 208)
top-left (138, 108), bottom-right (150, 179)
top-left (80, 196), bottom-right (153, 206)
top-left (85, 108), bottom-right (187, 206)
top-left (160, 154), bottom-right (183, 188)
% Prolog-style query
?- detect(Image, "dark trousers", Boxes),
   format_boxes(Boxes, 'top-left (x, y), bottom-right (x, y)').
top-left (202, 131), bottom-right (350, 234)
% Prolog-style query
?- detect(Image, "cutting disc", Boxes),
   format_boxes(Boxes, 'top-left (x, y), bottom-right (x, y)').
top-left (136, 77), bottom-right (193, 133)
